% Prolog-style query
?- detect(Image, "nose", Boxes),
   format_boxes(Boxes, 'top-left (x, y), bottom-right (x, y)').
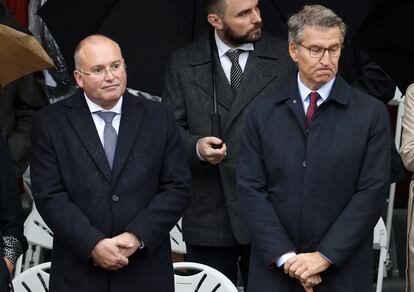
top-left (103, 68), bottom-right (116, 80)
top-left (252, 7), bottom-right (262, 24)
top-left (319, 49), bottom-right (331, 65)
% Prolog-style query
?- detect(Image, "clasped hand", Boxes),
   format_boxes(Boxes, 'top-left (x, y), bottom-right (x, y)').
top-left (91, 232), bottom-right (141, 270)
top-left (284, 252), bottom-right (331, 290)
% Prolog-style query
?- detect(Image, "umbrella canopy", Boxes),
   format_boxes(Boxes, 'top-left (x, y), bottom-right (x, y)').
top-left (38, 0), bottom-right (199, 95)
top-left (356, 0), bottom-right (414, 93)
top-left (0, 23), bottom-right (54, 88)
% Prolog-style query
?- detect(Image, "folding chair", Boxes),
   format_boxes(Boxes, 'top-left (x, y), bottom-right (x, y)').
top-left (385, 87), bottom-right (406, 277)
top-left (174, 262), bottom-right (238, 292)
top-left (12, 262), bottom-right (50, 292)
top-left (374, 218), bottom-right (388, 292)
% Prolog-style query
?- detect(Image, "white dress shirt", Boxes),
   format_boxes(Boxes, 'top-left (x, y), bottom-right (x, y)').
top-left (214, 30), bottom-right (254, 84)
top-left (84, 94), bottom-right (123, 147)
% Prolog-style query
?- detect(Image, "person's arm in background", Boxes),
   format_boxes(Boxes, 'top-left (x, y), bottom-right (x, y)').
top-left (0, 72), bottom-right (49, 176)
top-left (400, 84), bottom-right (414, 170)
top-left (0, 134), bottom-right (27, 272)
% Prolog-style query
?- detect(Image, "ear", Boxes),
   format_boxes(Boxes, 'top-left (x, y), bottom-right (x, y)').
top-left (207, 13), bottom-right (223, 30)
top-left (288, 42), bottom-right (299, 63)
top-left (73, 70), bottom-right (84, 88)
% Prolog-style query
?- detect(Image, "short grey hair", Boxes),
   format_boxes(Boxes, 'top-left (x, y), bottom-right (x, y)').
top-left (287, 5), bottom-right (347, 44)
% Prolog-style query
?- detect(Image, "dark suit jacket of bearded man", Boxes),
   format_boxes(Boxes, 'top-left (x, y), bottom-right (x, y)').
top-left (162, 31), bottom-right (295, 247)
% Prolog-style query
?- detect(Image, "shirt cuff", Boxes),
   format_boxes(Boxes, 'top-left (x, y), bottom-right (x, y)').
top-left (196, 139), bottom-right (206, 161)
top-left (276, 252), bottom-right (297, 267)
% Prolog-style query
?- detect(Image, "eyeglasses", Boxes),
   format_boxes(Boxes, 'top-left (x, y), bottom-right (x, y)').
top-left (297, 43), bottom-right (342, 58)
top-left (77, 62), bottom-right (126, 79)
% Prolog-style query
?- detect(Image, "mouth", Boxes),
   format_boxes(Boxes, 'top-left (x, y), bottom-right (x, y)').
top-left (102, 84), bottom-right (119, 90)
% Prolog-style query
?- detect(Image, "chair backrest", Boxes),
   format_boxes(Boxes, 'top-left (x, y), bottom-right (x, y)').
top-left (174, 262), bottom-right (238, 292)
top-left (24, 205), bottom-right (53, 249)
top-left (12, 262), bottom-right (50, 292)
top-left (170, 218), bottom-right (186, 254)
top-left (373, 217), bottom-right (387, 250)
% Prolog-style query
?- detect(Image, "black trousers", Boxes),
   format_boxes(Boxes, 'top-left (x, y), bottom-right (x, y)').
top-left (186, 244), bottom-right (251, 290)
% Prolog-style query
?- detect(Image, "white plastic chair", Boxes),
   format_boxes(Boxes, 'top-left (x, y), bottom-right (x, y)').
top-left (14, 204), bottom-right (53, 276)
top-left (374, 218), bottom-right (388, 292)
top-left (170, 218), bottom-right (186, 254)
top-left (12, 262), bottom-right (50, 292)
top-left (174, 262), bottom-right (238, 292)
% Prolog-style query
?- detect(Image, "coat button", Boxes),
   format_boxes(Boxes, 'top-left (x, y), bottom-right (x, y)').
top-left (302, 161), bottom-right (307, 167)
top-left (112, 195), bottom-right (119, 202)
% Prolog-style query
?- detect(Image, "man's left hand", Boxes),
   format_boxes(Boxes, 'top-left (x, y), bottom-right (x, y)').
top-left (112, 232), bottom-right (141, 258)
top-left (284, 252), bottom-right (331, 282)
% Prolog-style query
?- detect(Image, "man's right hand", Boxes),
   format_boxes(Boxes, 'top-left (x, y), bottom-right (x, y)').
top-left (197, 137), bottom-right (227, 165)
top-left (91, 238), bottom-right (130, 270)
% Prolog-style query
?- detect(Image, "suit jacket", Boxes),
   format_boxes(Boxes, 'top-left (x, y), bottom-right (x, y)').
top-left (237, 74), bottom-right (391, 291)
top-left (30, 90), bottom-right (191, 292)
top-left (0, 135), bottom-right (26, 291)
top-left (400, 83), bottom-right (414, 291)
top-left (162, 32), bottom-right (295, 246)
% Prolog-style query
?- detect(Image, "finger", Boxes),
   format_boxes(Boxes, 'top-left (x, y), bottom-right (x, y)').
top-left (295, 266), bottom-right (307, 280)
top-left (288, 261), bottom-right (301, 278)
top-left (116, 240), bottom-right (134, 249)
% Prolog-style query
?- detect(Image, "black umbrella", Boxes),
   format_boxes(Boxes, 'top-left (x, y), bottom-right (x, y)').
top-left (38, 0), bottom-right (201, 95)
top-left (261, 0), bottom-right (376, 43)
top-left (355, 0), bottom-right (414, 93)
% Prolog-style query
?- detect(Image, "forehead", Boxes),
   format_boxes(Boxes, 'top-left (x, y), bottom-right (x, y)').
top-left (301, 25), bottom-right (342, 46)
top-left (78, 39), bottom-right (122, 67)
top-left (224, 0), bottom-right (258, 15)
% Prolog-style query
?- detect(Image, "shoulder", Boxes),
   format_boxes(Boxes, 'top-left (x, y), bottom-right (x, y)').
top-left (168, 34), bottom-right (209, 62)
top-left (125, 91), bottom-right (170, 114)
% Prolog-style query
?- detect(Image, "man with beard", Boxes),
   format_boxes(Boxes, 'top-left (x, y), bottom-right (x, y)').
top-left (162, 0), bottom-right (294, 288)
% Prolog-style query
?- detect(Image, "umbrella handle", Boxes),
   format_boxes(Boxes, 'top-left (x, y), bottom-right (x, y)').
top-left (211, 113), bottom-right (223, 149)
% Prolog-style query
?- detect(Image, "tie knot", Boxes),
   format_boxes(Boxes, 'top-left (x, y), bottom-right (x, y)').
top-left (96, 111), bottom-right (117, 124)
top-left (226, 49), bottom-right (242, 64)
top-left (309, 91), bottom-right (320, 105)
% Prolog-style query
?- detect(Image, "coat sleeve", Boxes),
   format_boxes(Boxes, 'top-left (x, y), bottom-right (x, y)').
top-left (30, 112), bottom-right (106, 260)
top-left (7, 73), bottom-right (49, 176)
top-left (401, 84), bottom-right (414, 171)
top-left (123, 107), bottom-right (191, 250)
top-left (162, 52), bottom-right (206, 170)
top-left (237, 100), bottom-right (296, 267)
top-left (316, 101), bottom-right (391, 266)
top-left (0, 135), bottom-right (27, 262)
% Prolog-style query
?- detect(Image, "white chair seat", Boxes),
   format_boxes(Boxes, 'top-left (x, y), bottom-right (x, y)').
top-left (174, 261), bottom-right (238, 292)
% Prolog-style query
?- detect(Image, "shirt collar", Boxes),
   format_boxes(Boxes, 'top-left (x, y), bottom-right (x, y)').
top-left (84, 93), bottom-right (123, 114)
top-left (214, 29), bottom-right (254, 58)
top-left (297, 74), bottom-right (335, 103)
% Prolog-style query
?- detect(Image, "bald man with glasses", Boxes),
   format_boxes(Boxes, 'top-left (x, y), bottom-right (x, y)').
top-left (30, 34), bottom-right (191, 292)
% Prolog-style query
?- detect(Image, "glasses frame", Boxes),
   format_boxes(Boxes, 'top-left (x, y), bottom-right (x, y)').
top-left (76, 63), bottom-right (127, 79)
top-left (296, 42), bottom-right (343, 58)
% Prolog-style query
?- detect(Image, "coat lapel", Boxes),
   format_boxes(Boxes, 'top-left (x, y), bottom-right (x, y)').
top-left (65, 92), bottom-right (112, 182)
top-left (191, 34), bottom-right (232, 112)
top-left (111, 92), bottom-right (144, 184)
top-left (275, 73), bottom-right (308, 136)
top-left (223, 36), bottom-right (287, 135)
